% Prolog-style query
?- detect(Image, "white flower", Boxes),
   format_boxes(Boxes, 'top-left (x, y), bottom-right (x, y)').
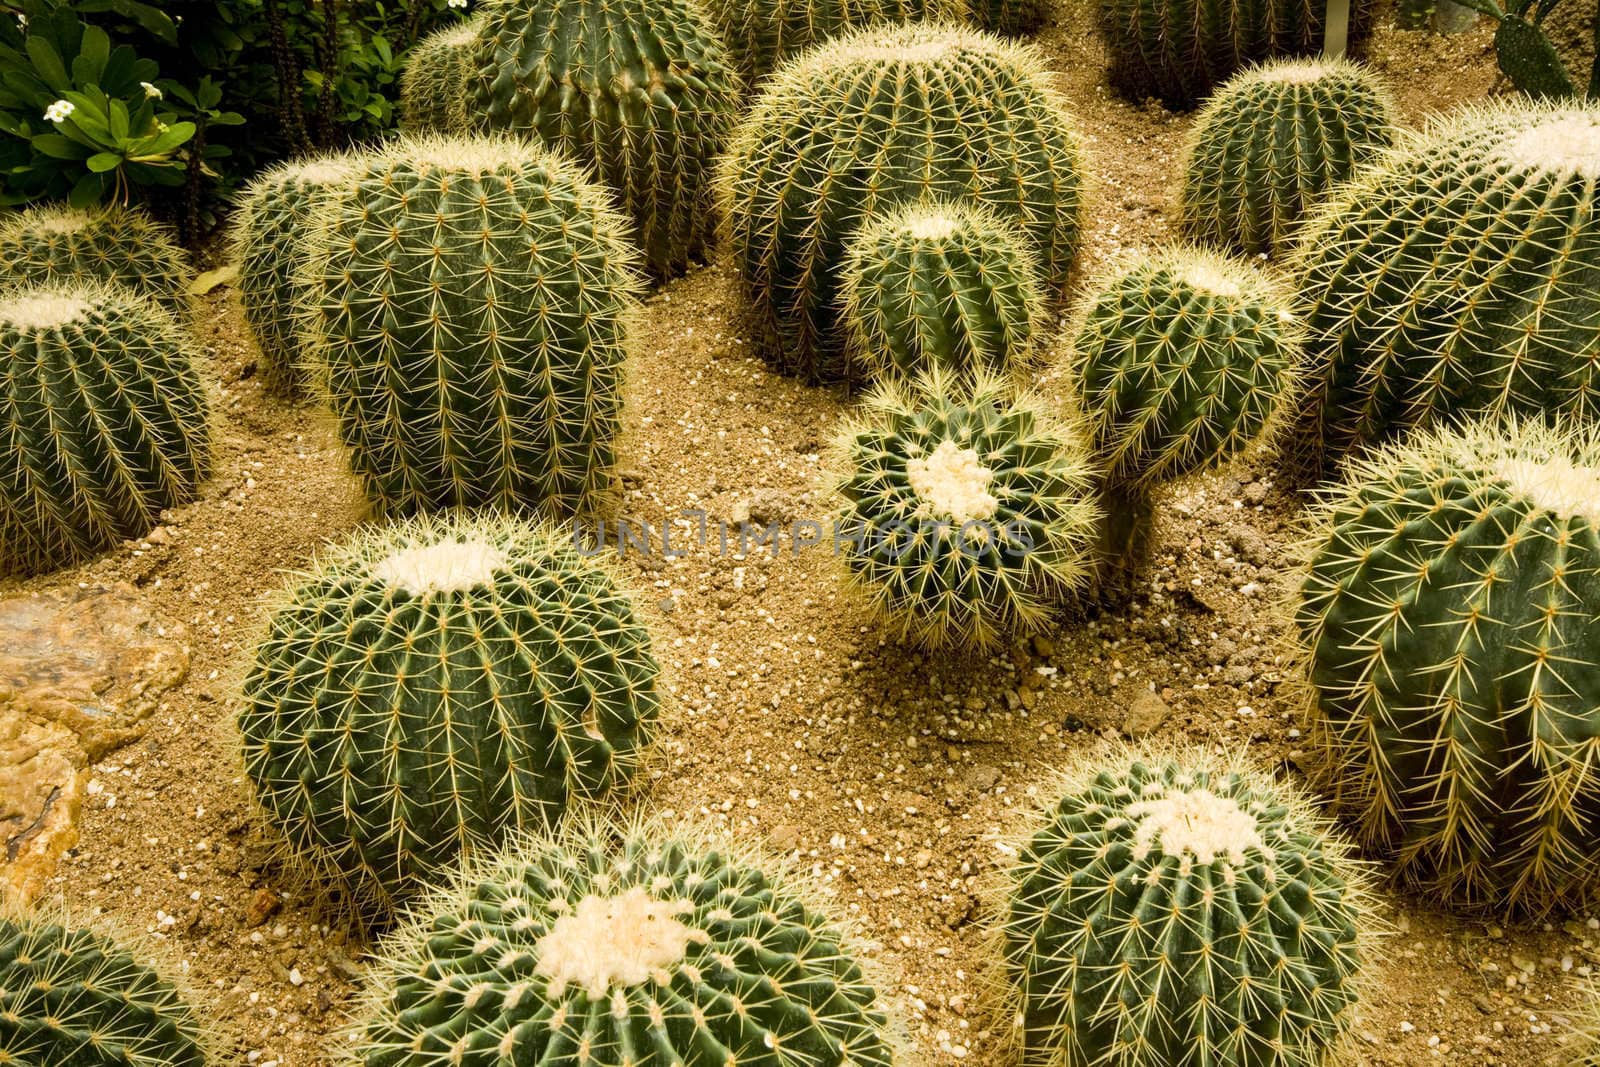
top-left (447, 0), bottom-right (468, 8)
top-left (43, 99), bottom-right (74, 123)
top-left (141, 81), bottom-right (162, 100)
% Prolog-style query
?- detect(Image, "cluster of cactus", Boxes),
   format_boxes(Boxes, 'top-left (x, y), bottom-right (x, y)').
top-left (839, 200), bottom-right (1046, 382)
top-left (1100, 0), bottom-right (1373, 108)
top-left (461, 0), bottom-right (741, 277)
top-left (238, 512), bottom-right (661, 912)
top-left (400, 15), bottom-right (485, 133)
top-left (1179, 58), bottom-right (1397, 256)
top-left (233, 153), bottom-right (362, 397)
top-left (1294, 100), bottom-right (1600, 460)
top-left (720, 24), bottom-right (1086, 384)
top-left (1295, 419), bottom-right (1600, 914)
top-left (0, 203), bottom-right (190, 320)
top-left (353, 819), bottom-right (895, 1067)
top-left (832, 368), bottom-right (1100, 649)
top-left (0, 284), bottom-right (211, 576)
top-left (296, 135), bottom-right (640, 519)
top-left (1000, 748), bottom-right (1372, 1067)
top-left (0, 912), bottom-right (209, 1065)
top-left (702, 0), bottom-right (960, 77)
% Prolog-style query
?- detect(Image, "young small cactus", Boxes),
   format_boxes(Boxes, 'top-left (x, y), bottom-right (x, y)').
top-left (352, 818), bottom-right (896, 1067)
top-left (463, 0), bottom-right (741, 276)
top-left (0, 284), bottom-right (211, 576)
top-left (399, 16), bottom-right (485, 132)
top-left (702, 0), bottom-right (961, 77)
top-left (840, 200), bottom-right (1046, 382)
top-left (1000, 747), bottom-right (1373, 1067)
top-left (1295, 100), bottom-right (1600, 460)
top-left (0, 912), bottom-right (209, 1065)
top-left (1295, 419), bottom-right (1600, 915)
top-left (0, 202), bottom-right (189, 320)
top-left (1179, 58), bottom-right (1397, 256)
top-left (233, 153), bottom-right (362, 397)
top-left (720, 23), bottom-right (1086, 384)
top-left (297, 135), bottom-right (640, 519)
top-left (832, 367), bottom-right (1100, 649)
top-left (238, 512), bottom-right (661, 913)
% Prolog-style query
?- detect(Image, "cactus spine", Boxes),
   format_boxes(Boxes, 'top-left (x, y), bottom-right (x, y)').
top-left (1295, 419), bottom-right (1600, 915)
top-left (400, 16), bottom-right (485, 133)
top-left (0, 284), bottom-right (211, 576)
top-left (840, 200), bottom-right (1046, 381)
top-left (238, 512), bottom-right (661, 913)
top-left (352, 819), bottom-right (896, 1067)
top-left (970, 0), bottom-right (1048, 35)
top-left (463, 0), bottom-right (741, 277)
top-left (702, 0), bottom-right (962, 77)
top-left (234, 153), bottom-right (361, 397)
top-left (297, 135), bottom-right (640, 519)
top-left (1179, 58), bottom-right (1397, 256)
top-left (1000, 748), bottom-right (1373, 1067)
top-left (720, 24), bottom-right (1086, 384)
top-left (0, 203), bottom-right (190, 321)
top-left (1294, 100), bottom-right (1600, 460)
top-left (0, 913), bottom-right (209, 1065)
top-left (832, 367), bottom-right (1100, 649)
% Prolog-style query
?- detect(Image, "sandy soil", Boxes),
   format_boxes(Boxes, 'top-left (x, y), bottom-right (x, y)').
top-left (9, 3), bottom-right (1599, 1065)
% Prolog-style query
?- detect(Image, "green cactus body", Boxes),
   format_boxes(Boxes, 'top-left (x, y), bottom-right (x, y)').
top-left (1001, 752), bottom-right (1371, 1067)
top-left (840, 200), bottom-right (1045, 382)
top-left (401, 17), bottom-right (485, 132)
top-left (721, 24), bottom-right (1085, 384)
top-left (0, 285), bottom-right (211, 576)
top-left (1295, 421), bottom-right (1600, 914)
top-left (298, 136), bottom-right (640, 519)
top-left (832, 368), bottom-right (1099, 649)
top-left (1100, 0), bottom-right (1372, 108)
top-left (703, 0), bottom-right (962, 78)
top-left (234, 154), bottom-right (362, 398)
top-left (0, 203), bottom-right (190, 321)
top-left (971, 0), bottom-right (1047, 35)
top-left (1294, 101), bottom-right (1600, 460)
top-left (1179, 59), bottom-right (1396, 256)
top-left (238, 513), bottom-right (660, 912)
top-left (463, 0), bottom-right (741, 277)
top-left (0, 914), bottom-right (208, 1066)
top-left (354, 820), bottom-right (894, 1067)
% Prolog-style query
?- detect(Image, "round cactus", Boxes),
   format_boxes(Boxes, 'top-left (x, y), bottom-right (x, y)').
top-left (721, 24), bottom-right (1086, 384)
top-left (1178, 58), bottom-right (1397, 256)
top-left (1100, 0), bottom-right (1372, 108)
top-left (297, 135), bottom-right (640, 519)
top-left (0, 284), bottom-right (211, 576)
top-left (971, 0), bottom-right (1047, 35)
top-left (1295, 420), bottom-right (1600, 915)
top-left (0, 202), bottom-right (189, 321)
top-left (832, 368), bottom-right (1100, 649)
top-left (400, 16), bottom-right (485, 133)
top-left (702, 0), bottom-right (961, 77)
top-left (1295, 100), bottom-right (1600, 460)
top-left (463, 0), bottom-right (741, 277)
top-left (239, 512), bottom-right (661, 912)
top-left (840, 200), bottom-right (1046, 382)
top-left (233, 152), bottom-right (362, 398)
top-left (1000, 748), bottom-right (1372, 1067)
top-left (0, 913), bottom-right (209, 1065)
top-left (353, 819), bottom-right (895, 1067)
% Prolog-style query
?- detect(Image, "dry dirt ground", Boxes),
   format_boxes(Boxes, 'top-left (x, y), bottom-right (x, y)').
top-left (8, 3), bottom-right (1599, 1065)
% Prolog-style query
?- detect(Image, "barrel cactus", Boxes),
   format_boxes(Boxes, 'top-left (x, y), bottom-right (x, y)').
top-left (1000, 748), bottom-right (1373, 1067)
top-left (238, 512), bottom-right (661, 912)
top-left (1295, 100), bottom-right (1600, 460)
top-left (1179, 58), bottom-right (1397, 256)
top-left (353, 818), bottom-right (895, 1067)
top-left (400, 16), bottom-right (485, 132)
top-left (702, 0), bottom-right (962, 77)
top-left (840, 199), bottom-right (1046, 382)
top-left (463, 0), bottom-right (741, 277)
top-left (0, 913), bottom-right (209, 1065)
top-left (1100, 0), bottom-right (1372, 109)
top-left (234, 152), bottom-right (361, 397)
top-left (0, 284), bottom-right (211, 576)
top-left (1295, 419), bottom-right (1600, 915)
top-left (832, 367), bottom-right (1100, 649)
top-left (297, 135), bottom-right (640, 519)
top-left (971, 0), bottom-right (1048, 35)
top-left (0, 202), bottom-right (189, 320)
top-left (721, 23), bottom-right (1086, 384)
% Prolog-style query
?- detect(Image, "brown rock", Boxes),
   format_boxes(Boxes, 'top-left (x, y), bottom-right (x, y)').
top-left (0, 713), bottom-right (86, 903)
top-left (1123, 690), bottom-right (1173, 739)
